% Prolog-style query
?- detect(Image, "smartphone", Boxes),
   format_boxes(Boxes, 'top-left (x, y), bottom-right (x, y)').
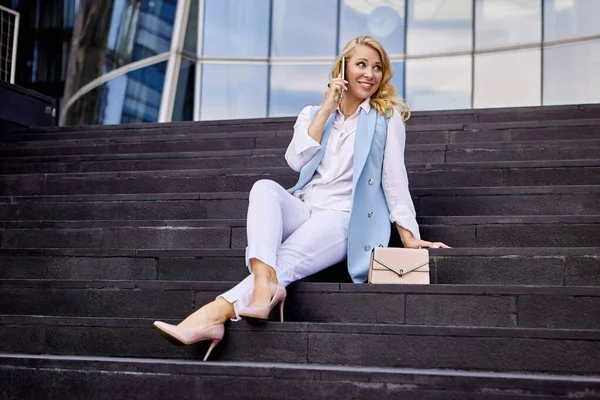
top-left (339, 57), bottom-right (346, 104)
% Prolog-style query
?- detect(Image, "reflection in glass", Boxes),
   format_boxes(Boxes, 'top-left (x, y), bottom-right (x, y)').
top-left (105, 0), bottom-right (176, 73)
top-left (407, 0), bottom-right (472, 55)
top-left (172, 59), bottom-right (195, 122)
top-left (475, 0), bottom-right (541, 49)
top-left (544, 40), bottom-right (600, 105)
top-left (40, 0), bottom-right (63, 28)
top-left (32, 37), bottom-right (66, 83)
top-left (269, 64), bottom-right (331, 117)
top-left (544, 0), bottom-right (600, 41)
top-left (474, 48), bottom-right (540, 108)
top-left (202, 0), bottom-right (270, 57)
top-left (63, 0), bottom-right (79, 28)
top-left (272, 0), bottom-right (337, 57)
top-left (340, 0), bottom-right (405, 56)
top-left (183, 0), bottom-right (199, 55)
top-left (390, 61), bottom-right (405, 100)
top-left (406, 55), bottom-right (471, 111)
top-left (200, 63), bottom-right (268, 120)
top-left (65, 61), bottom-right (167, 125)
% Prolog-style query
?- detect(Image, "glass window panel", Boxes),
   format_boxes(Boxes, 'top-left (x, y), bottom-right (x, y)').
top-left (172, 59), bottom-right (195, 122)
top-left (64, 61), bottom-right (167, 126)
top-left (405, 55), bottom-right (471, 111)
top-left (474, 48), bottom-right (541, 108)
top-left (63, 0), bottom-right (78, 27)
top-left (33, 38), bottom-right (64, 82)
top-left (544, 0), bottom-right (600, 41)
top-left (200, 64), bottom-right (268, 120)
top-left (183, 0), bottom-right (199, 55)
top-left (340, 0), bottom-right (406, 55)
top-left (269, 64), bottom-right (331, 117)
top-left (272, 0), bottom-right (338, 57)
top-left (390, 61), bottom-right (405, 100)
top-left (475, 0), bottom-right (541, 49)
top-left (105, 0), bottom-right (177, 73)
top-left (544, 40), bottom-right (600, 105)
top-left (202, 0), bottom-right (270, 57)
top-left (40, 0), bottom-right (63, 28)
top-left (406, 0), bottom-right (472, 56)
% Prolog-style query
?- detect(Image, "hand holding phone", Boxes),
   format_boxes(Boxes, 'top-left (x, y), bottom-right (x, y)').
top-left (323, 57), bottom-right (348, 114)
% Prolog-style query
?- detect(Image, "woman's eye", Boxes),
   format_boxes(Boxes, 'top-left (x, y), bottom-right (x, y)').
top-left (374, 65), bottom-right (382, 71)
top-left (357, 62), bottom-right (365, 67)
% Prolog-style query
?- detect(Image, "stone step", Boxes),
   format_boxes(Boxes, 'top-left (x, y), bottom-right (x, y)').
top-left (0, 247), bottom-right (597, 286)
top-left (1, 120), bottom-right (289, 143)
top-left (2, 161), bottom-right (600, 197)
top-left (406, 103), bottom-right (600, 125)
top-left (2, 354), bottom-right (599, 400)
top-left (1, 186), bottom-right (599, 220)
top-left (1, 127), bottom-right (598, 162)
top-left (3, 117), bottom-right (599, 147)
top-left (7, 102), bottom-right (600, 139)
top-left (1, 280), bottom-right (599, 329)
top-left (1, 314), bottom-right (599, 374)
top-left (1, 215), bottom-right (598, 250)
top-left (3, 120), bottom-right (600, 171)
top-left (444, 139), bottom-right (600, 163)
top-left (0, 148), bottom-right (269, 165)
top-left (0, 150), bottom-right (598, 181)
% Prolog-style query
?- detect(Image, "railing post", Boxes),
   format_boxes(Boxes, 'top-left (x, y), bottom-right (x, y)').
top-left (0, 5), bottom-right (20, 84)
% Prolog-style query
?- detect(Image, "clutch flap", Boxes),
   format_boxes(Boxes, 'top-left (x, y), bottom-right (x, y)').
top-left (372, 247), bottom-right (429, 276)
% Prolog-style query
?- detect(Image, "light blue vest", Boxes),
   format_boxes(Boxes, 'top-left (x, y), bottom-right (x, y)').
top-left (288, 106), bottom-right (391, 283)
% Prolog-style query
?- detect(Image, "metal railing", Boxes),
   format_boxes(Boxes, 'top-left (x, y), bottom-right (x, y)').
top-left (0, 5), bottom-right (19, 84)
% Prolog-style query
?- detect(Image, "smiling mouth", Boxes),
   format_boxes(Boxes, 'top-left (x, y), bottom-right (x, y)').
top-left (358, 82), bottom-right (374, 89)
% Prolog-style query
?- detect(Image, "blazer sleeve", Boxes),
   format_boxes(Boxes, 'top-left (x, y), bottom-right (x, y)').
top-left (382, 108), bottom-right (421, 240)
top-left (285, 106), bottom-right (322, 172)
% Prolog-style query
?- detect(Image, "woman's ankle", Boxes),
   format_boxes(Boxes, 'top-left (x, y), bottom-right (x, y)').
top-left (214, 297), bottom-right (237, 320)
top-left (179, 299), bottom-right (234, 328)
top-left (250, 258), bottom-right (278, 284)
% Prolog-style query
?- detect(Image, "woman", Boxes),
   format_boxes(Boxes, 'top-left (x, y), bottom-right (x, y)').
top-left (153, 36), bottom-right (449, 361)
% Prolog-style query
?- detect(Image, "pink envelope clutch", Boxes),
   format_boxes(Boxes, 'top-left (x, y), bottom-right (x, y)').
top-left (368, 247), bottom-right (430, 284)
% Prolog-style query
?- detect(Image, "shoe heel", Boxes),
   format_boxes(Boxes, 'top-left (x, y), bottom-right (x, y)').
top-left (279, 298), bottom-right (285, 323)
top-left (203, 338), bottom-right (221, 361)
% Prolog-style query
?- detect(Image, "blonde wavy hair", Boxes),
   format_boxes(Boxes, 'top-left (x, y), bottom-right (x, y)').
top-left (331, 36), bottom-right (410, 122)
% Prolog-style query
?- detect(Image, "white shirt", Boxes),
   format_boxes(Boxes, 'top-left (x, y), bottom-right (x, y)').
top-left (284, 99), bottom-right (421, 240)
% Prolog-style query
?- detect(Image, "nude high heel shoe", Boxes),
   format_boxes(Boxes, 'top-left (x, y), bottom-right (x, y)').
top-left (153, 321), bottom-right (224, 361)
top-left (238, 285), bottom-right (287, 322)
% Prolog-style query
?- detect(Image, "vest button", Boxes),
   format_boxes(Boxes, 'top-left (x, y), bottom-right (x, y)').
top-left (368, 178), bottom-right (374, 185)
top-left (364, 245), bottom-right (371, 251)
top-left (368, 211), bottom-right (373, 218)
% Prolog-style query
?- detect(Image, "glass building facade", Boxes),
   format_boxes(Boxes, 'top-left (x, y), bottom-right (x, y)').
top-left (5, 0), bottom-right (79, 117)
top-left (61, 0), bottom-right (600, 125)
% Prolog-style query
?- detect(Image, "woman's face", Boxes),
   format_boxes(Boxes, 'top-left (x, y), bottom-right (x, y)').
top-left (344, 44), bottom-right (383, 101)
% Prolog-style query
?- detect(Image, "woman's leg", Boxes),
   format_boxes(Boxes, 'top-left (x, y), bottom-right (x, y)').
top-left (273, 209), bottom-right (350, 286)
top-left (232, 209), bottom-right (350, 318)
top-left (180, 179), bottom-right (310, 326)
top-left (244, 179), bottom-right (311, 307)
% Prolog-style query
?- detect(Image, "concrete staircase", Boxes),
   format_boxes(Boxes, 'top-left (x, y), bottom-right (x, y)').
top-left (1, 104), bottom-right (600, 399)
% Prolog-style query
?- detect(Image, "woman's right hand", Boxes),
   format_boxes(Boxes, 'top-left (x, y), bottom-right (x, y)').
top-left (322, 73), bottom-right (348, 115)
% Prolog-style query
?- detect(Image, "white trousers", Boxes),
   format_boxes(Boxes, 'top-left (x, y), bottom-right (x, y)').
top-left (219, 179), bottom-right (350, 319)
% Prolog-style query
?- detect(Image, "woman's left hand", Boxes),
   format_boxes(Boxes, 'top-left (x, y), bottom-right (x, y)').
top-left (403, 238), bottom-right (451, 249)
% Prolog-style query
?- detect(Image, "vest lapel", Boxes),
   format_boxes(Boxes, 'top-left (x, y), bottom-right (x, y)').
top-left (352, 108), bottom-right (377, 189)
